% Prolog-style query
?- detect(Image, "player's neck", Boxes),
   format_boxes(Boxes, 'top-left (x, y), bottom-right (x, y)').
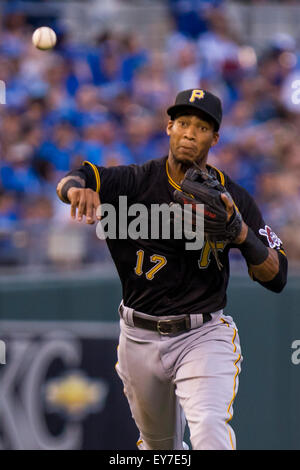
top-left (167, 153), bottom-right (207, 184)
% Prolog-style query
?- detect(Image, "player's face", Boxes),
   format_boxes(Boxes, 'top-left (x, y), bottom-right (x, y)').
top-left (166, 114), bottom-right (219, 166)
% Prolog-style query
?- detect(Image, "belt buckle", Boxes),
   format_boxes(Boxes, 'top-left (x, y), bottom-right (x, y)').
top-left (157, 319), bottom-right (174, 335)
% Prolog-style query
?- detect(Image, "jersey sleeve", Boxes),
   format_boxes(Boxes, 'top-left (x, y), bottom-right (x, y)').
top-left (225, 175), bottom-right (288, 292)
top-left (227, 178), bottom-right (286, 255)
top-left (66, 160), bottom-right (147, 205)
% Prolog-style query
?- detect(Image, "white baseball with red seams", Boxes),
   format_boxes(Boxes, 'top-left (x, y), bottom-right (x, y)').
top-left (32, 27), bottom-right (57, 50)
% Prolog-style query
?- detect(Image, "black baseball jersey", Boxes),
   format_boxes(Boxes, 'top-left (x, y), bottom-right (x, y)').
top-left (67, 156), bottom-right (287, 316)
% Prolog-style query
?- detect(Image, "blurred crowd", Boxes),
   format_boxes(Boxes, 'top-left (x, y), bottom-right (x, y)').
top-left (0, 1), bottom-right (300, 269)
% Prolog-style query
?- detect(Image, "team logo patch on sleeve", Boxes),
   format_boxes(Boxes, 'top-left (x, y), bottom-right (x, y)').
top-left (259, 225), bottom-right (282, 249)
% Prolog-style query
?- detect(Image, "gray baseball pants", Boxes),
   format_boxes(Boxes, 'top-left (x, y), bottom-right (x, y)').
top-left (115, 302), bottom-right (242, 450)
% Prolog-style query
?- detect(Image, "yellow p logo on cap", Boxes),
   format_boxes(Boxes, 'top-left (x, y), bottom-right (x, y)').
top-left (189, 89), bottom-right (205, 103)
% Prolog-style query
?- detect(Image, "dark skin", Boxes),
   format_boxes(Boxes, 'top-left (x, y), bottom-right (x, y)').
top-left (56, 111), bottom-right (279, 282)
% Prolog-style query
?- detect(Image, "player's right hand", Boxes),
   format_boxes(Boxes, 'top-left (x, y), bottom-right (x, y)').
top-left (67, 187), bottom-right (101, 224)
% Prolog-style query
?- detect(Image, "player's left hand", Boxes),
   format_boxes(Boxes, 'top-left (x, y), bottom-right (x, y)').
top-left (220, 193), bottom-right (234, 222)
top-left (221, 193), bottom-right (248, 244)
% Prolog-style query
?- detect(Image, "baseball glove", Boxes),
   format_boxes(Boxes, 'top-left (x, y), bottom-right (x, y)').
top-left (172, 165), bottom-right (242, 269)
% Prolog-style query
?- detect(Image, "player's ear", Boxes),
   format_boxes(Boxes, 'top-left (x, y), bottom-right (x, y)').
top-left (166, 120), bottom-right (174, 136)
top-left (211, 132), bottom-right (219, 147)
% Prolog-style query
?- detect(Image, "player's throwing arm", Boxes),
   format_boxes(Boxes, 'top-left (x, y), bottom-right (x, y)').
top-left (57, 175), bottom-right (101, 224)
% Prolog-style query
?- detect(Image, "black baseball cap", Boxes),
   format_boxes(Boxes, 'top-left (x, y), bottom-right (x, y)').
top-left (167, 89), bottom-right (222, 131)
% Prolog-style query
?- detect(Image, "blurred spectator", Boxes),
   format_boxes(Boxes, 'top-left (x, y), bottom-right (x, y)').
top-left (0, 142), bottom-right (42, 194)
top-left (197, 7), bottom-right (241, 82)
top-left (168, 0), bottom-right (223, 39)
top-left (38, 121), bottom-right (79, 172)
top-left (123, 111), bottom-right (165, 164)
top-left (0, 193), bottom-right (19, 230)
top-left (132, 52), bottom-right (173, 111)
top-left (168, 40), bottom-right (202, 92)
top-left (120, 33), bottom-right (149, 85)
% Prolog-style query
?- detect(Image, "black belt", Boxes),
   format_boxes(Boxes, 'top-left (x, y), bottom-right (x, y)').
top-left (120, 305), bottom-right (212, 335)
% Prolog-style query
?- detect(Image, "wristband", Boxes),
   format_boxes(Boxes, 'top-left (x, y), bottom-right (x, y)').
top-left (61, 179), bottom-right (83, 204)
top-left (239, 227), bottom-right (269, 266)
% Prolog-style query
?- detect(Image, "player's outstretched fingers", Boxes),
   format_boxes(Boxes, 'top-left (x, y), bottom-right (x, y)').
top-left (220, 193), bottom-right (234, 221)
top-left (77, 192), bottom-right (87, 222)
top-left (85, 189), bottom-right (99, 224)
top-left (68, 187), bottom-right (80, 220)
top-left (93, 192), bottom-right (101, 220)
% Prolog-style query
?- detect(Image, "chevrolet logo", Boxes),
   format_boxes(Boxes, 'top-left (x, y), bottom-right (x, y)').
top-left (45, 372), bottom-right (108, 418)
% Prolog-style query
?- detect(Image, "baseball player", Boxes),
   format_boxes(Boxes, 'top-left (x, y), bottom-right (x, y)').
top-left (56, 89), bottom-right (288, 450)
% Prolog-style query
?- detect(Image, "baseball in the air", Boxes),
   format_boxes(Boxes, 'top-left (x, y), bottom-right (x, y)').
top-left (32, 27), bottom-right (57, 50)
